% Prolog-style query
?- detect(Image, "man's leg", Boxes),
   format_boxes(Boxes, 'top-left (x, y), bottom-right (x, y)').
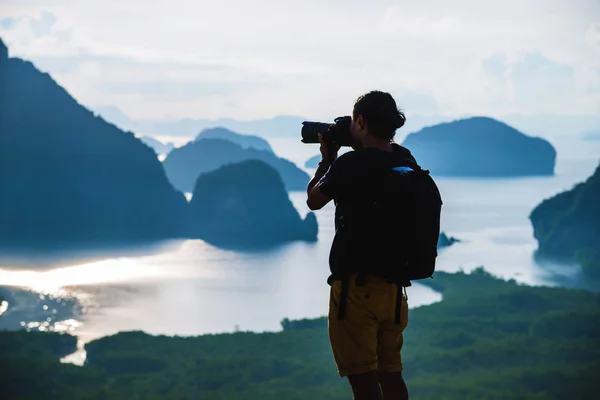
top-left (348, 371), bottom-right (384, 400)
top-left (376, 288), bottom-right (409, 400)
top-left (328, 276), bottom-right (383, 399)
top-left (376, 371), bottom-right (408, 400)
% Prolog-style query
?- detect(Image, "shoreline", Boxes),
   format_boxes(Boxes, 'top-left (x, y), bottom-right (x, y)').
top-left (1, 263), bottom-right (597, 368)
top-left (2, 265), bottom-right (598, 399)
top-left (0, 279), bottom-right (445, 367)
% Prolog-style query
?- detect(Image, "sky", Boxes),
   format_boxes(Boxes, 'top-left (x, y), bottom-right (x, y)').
top-left (0, 0), bottom-right (599, 122)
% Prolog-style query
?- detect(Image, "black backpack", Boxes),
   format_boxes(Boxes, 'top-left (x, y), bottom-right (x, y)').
top-left (329, 156), bottom-right (443, 284)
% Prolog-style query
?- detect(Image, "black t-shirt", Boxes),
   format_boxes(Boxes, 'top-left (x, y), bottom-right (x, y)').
top-left (317, 143), bottom-right (417, 230)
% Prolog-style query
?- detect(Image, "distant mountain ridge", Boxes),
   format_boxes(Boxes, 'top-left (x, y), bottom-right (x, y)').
top-left (91, 105), bottom-right (458, 140)
top-left (163, 138), bottom-right (310, 193)
top-left (91, 104), bottom-right (600, 143)
top-left (139, 136), bottom-right (176, 156)
top-left (195, 127), bottom-right (274, 153)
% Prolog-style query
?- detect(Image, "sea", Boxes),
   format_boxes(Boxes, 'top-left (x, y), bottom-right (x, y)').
top-left (0, 136), bottom-right (598, 364)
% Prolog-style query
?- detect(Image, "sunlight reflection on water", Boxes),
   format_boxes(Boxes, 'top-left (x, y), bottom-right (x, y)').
top-left (0, 240), bottom-right (231, 293)
top-left (22, 318), bottom-right (81, 333)
top-left (0, 300), bottom-right (8, 316)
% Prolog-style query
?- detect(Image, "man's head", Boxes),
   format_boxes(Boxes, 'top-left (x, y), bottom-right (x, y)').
top-left (350, 90), bottom-right (406, 149)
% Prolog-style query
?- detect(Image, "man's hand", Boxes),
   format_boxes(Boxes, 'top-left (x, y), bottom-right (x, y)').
top-left (319, 133), bottom-right (341, 164)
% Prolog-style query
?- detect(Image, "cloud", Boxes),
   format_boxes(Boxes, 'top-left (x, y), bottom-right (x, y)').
top-left (510, 52), bottom-right (575, 104)
top-left (380, 5), bottom-right (460, 36)
top-left (30, 10), bottom-right (56, 37)
top-left (477, 51), bottom-right (600, 115)
top-left (0, 0), bottom-right (598, 121)
top-left (392, 90), bottom-right (441, 115)
top-left (585, 23), bottom-right (600, 48)
top-left (482, 54), bottom-right (508, 80)
top-left (100, 81), bottom-right (262, 99)
top-left (0, 17), bottom-right (17, 30)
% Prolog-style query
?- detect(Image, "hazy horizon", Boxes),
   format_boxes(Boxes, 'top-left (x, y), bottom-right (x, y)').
top-left (91, 106), bottom-right (600, 147)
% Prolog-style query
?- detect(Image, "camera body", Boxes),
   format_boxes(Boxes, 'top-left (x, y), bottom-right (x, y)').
top-left (301, 116), bottom-right (353, 147)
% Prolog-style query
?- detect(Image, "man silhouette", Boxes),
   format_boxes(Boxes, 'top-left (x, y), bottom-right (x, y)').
top-left (306, 91), bottom-right (413, 400)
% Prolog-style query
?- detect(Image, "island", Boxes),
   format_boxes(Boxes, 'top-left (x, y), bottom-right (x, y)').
top-left (529, 162), bottom-right (600, 280)
top-left (188, 160), bottom-right (318, 248)
top-left (401, 116), bottom-right (557, 177)
top-left (1, 268), bottom-right (599, 399)
top-left (305, 154), bottom-right (321, 169)
top-left (0, 38), bottom-right (188, 247)
top-left (438, 232), bottom-right (461, 248)
top-left (196, 127), bottom-right (274, 153)
top-left (162, 138), bottom-right (310, 193)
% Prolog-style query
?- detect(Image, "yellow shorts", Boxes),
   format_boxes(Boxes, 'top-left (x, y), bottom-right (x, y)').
top-left (328, 274), bottom-right (409, 377)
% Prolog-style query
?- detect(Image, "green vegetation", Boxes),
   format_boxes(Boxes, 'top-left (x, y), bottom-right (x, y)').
top-left (577, 248), bottom-right (600, 282)
top-left (1, 268), bottom-right (599, 399)
top-left (530, 162), bottom-right (600, 281)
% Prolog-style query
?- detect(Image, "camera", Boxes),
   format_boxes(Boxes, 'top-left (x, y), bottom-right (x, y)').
top-left (301, 116), bottom-right (353, 147)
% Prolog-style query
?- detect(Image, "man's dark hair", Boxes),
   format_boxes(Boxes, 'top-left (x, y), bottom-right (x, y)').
top-left (352, 90), bottom-right (406, 141)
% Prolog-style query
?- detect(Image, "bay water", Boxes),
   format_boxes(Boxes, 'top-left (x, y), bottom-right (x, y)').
top-left (0, 136), bottom-right (598, 362)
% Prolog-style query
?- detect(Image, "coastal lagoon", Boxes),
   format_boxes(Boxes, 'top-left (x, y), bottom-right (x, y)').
top-left (0, 137), bottom-right (598, 363)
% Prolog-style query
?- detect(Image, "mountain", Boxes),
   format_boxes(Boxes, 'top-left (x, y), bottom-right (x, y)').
top-left (305, 155), bottom-right (321, 169)
top-left (195, 127), bottom-right (274, 153)
top-left (0, 38), bottom-right (188, 246)
top-left (438, 232), bottom-right (460, 248)
top-left (529, 162), bottom-right (600, 274)
top-left (162, 138), bottom-right (310, 193)
top-left (401, 116), bottom-right (557, 177)
top-left (139, 136), bottom-right (176, 156)
top-left (188, 160), bottom-right (318, 248)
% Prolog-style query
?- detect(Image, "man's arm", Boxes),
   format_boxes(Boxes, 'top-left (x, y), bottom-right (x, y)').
top-left (306, 133), bottom-right (343, 210)
top-left (306, 160), bottom-right (334, 210)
